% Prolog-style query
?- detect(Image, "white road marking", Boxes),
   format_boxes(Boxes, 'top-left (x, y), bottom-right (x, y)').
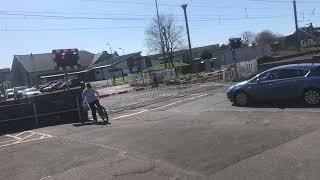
top-left (15, 131), bottom-right (29, 137)
top-left (0, 131), bottom-right (53, 148)
top-left (0, 139), bottom-right (17, 144)
top-left (183, 94), bottom-right (208, 101)
top-left (151, 101), bottom-right (182, 111)
top-left (5, 134), bottom-right (22, 140)
top-left (62, 136), bottom-right (127, 158)
top-left (16, 132), bottom-right (35, 143)
top-left (40, 176), bottom-right (51, 180)
top-left (112, 109), bottom-right (149, 120)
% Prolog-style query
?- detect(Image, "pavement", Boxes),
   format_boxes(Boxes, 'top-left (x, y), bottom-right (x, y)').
top-left (96, 84), bottom-right (133, 97)
top-left (1, 86), bottom-right (320, 179)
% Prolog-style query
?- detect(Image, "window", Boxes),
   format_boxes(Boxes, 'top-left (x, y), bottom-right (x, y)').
top-left (258, 70), bottom-right (280, 82)
top-left (300, 69), bottom-right (310, 76)
top-left (310, 67), bottom-right (320, 76)
top-left (278, 69), bottom-right (308, 79)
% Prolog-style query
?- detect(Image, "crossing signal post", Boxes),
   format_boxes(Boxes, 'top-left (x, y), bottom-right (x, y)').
top-left (52, 49), bottom-right (80, 82)
top-left (229, 38), bottom-right (243, 79)
top-left (53, 49), bottom-right (79, 69)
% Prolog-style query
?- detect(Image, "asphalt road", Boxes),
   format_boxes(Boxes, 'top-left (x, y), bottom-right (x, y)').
top-left (1, 86), bottom-right (320, 179)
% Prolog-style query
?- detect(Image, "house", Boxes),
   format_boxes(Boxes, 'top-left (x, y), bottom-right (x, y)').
top-left (11, 51), bottom-right (94, 86)
top-left (91, 51), bottom-right (116, 65)
top-left (40, 51), bottom-right (147, 83)
top-left (258, 52), bottom-right (320, 72)
top-left (0, 68), bottom-right (10, 83)
top-left (220, 44), bottom-right (272, 65)
top-left (219, 44), bottom-right (272, 78)
top-left (145, 44), bottom-right (271, 73)
top-left (89, 52), bottom-right (145, 81)
top-left (0, 68), bottom-right (11, 92)
top-left (146, 44), bottom-right (220, 72)
top-left (278, 24), bottom-right (320, 49)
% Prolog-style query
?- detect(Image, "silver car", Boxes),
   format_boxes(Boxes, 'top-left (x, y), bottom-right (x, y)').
top-left (22, 88), bottom-right (42, 98)
top-left (5, 89), bottom-right (14, 99)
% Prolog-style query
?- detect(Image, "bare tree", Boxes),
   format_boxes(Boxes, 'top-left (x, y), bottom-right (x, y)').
top-left (145, 14), bottom-right (184, 68)
top-left (241, 31), bottom-right (255, 45)
top-left (255, 30), bottom-right (281, 45)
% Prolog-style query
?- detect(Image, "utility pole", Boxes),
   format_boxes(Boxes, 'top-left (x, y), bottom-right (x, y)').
top-left (155, 0), bottom-right (167, 69)
top-left (293, 0), bottom-right (300, 51)
top-left (181, 4), bottom-right (194, 73)
top-left (229, 38), bottom-right (242, 79)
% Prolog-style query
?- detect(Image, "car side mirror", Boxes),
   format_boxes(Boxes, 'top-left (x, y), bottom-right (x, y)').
top-left (256, 78), bottom-right (261, 83)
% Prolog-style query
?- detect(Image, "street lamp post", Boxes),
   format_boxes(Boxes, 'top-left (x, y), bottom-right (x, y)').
top-left (107, 43), bottom-right (113, 54)
top-left (119, 48), bottom-right (124, 55)
top-left (181, 4), bottom-right (194, 73)
top-left (107, 43), bottom-right (114, 84)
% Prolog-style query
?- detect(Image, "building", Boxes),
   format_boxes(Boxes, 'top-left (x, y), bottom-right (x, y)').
top-left (220, 44), bottom-right (272, 65)
top-left (146, 44), bottom-right (220, 72)
top-left (0, 68), bottom-right (11, 92)
top-left (258, 52), bottom-right (320, 72)
top-left (89, 52), bottom-right (145, 81)
top-left (145, 44), bottom-right (271, 72)
top-left (39, 51), bottom-right (148, 83)
top-left (11, 51), bottom-right (94, 86)
top-left (278, 24), bottom-right (320, 50)
top-left (0, 68), bottom-right (10, 82)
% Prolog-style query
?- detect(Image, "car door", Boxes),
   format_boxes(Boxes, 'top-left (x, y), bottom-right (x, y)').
top-left (246, 70), bottom-right (280, 101)
top-left (269, 68), bottom-right (307, 100)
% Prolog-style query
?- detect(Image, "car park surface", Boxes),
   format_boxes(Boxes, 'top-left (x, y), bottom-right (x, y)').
top-left (1, 85), bottom-right (320, 180)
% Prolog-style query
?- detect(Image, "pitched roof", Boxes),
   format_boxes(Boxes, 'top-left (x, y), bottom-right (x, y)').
top-left (92, 51), bottom-right (114, 65)
top-left (14, 51), bottom-right (94, 73)
top-left (91, 52), bottom-right (141, 68)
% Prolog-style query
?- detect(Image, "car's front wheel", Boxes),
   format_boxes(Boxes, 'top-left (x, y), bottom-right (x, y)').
top-left (234, 92), bottom-right (249, 106)
top-left (303, 89), bottom-right (320, 105)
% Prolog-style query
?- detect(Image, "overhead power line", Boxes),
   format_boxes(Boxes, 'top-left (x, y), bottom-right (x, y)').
top-left (0, 12), bottom-right (151, 20)
top-left (248, 0), bottom-right (291, 3)
top-left (0, 26), bottom-right (145, 32)
top-left (81, 0), bottom-right (207, 7)
top-left (249, 0), bottom-right (320, 4)
top-left (0, 12), bottom-right (293, 22)
top-left (82, 0), bottom-right (289, 9)
top-left (0, 9), bottom-right (294, 18)
top-left (0, 10), bottom-right (154, 17)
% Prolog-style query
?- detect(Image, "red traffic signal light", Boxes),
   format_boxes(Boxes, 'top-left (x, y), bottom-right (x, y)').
top-left (60, 53), bottom-right (65, 61)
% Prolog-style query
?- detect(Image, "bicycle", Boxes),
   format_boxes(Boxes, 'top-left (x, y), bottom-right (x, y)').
top-left (96, 105), bottom-right (109, 124)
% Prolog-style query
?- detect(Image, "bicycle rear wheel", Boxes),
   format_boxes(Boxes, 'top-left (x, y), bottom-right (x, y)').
top-left (98, 106), bottom-right (109, 123)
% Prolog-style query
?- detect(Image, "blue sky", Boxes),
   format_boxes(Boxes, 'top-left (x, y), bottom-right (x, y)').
top-left (0, 0), bottom-right (319, 68)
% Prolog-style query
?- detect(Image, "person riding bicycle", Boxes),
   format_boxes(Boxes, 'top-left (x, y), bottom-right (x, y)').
top-left (82, 83), bottom-right (100, 122)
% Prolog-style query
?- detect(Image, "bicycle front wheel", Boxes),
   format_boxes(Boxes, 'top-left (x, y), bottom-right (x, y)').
top-left (98, 106), bottom-right (109, 123)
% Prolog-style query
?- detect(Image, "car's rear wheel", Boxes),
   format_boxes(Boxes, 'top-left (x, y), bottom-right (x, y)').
top-left (234, 92), bottom-right (249, 106)
top-left (303, 89), bottom-right (320, 105)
